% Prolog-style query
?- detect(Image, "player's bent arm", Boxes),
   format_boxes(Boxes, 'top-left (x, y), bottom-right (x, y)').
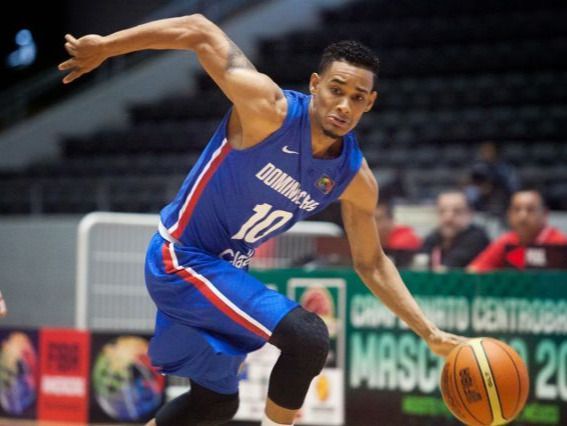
top-left (58, 14), bottom-right (285, 140)
top-left (340, 162), bottom-right (464, 357)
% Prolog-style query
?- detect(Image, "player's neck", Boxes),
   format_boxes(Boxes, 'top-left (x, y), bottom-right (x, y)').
top-left (310, 123), bottom-right (343, 159)
top-left (312, 140), bottom-right (343, 159)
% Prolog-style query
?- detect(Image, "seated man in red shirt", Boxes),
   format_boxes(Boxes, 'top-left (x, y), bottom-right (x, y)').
top-left (468, 190), bottom-right (567, 272)
top-left (375, 200), bottom-right (422, 267)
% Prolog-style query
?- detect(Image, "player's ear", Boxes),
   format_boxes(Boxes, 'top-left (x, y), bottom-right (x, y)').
top-left (309, 73), bottom-right (321, 94)
top-left (364, 91), bottom-right (378, 112)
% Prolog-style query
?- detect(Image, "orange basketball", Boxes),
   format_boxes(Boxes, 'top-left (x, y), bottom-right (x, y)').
top-left (440, 337), bottom-right (529, 426)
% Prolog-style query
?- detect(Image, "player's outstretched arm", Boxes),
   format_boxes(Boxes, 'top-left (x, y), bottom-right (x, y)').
top-left (58, 14), bottom-right (284, 138)
top-left (340, 161), bottom-right (465, 357)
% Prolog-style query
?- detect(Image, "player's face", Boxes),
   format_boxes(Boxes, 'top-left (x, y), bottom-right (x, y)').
top-left (508, 192), bottom-right (547, 240)
top-left (309, 61), bottom-right (377, 139)
top-left (437, 193), bottom-right (472, 239)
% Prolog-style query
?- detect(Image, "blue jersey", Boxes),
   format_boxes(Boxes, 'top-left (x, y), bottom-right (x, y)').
top-left (148, 90), bottom-right (364, 383)
top-left (159, 90), bottom-right (363, 266)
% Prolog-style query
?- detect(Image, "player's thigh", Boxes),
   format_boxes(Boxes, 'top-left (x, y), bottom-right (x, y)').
top-left (149, 310), bottom-right (245, 395)
top-left (146, 238), bottom-right (298, 353)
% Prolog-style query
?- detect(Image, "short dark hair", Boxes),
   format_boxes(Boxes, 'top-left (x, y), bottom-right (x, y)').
top-left (319, 40), bottom-right (379, 87)
top-left (438, 190), bottom-right (472, 210)
top-left (510, 188), bottom-right (547, 209)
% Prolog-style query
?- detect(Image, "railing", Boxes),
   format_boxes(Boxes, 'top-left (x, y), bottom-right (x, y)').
top-left (75, 211), bottom-right (343, 330)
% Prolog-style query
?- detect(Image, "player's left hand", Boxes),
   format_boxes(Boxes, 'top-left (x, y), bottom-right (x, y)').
top-left (426, 329), bottom-right (467, 358)
top-left (58, 34), bottom-right (107, 84)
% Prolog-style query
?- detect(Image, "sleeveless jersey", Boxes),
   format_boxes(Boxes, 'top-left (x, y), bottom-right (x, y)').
top-left (159, 90), bottom-right (363, 266)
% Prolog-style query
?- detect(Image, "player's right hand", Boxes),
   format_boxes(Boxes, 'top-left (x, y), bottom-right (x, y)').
top-left (426, 329), bottom-right (467, 358)
top-left (58, 34), bottom-right (107, 84)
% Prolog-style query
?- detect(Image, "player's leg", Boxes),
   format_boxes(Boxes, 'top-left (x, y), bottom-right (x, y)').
top-left (146, 237), bottom-right (309, 424)
top-left (262, 307), bottom-right (330, 425)
top-left (145, 384), bottom-right (238, 426)
top-left (144, 311), bottom-right (244, 426)
top-left (144, 235), bottom-right (247, 425)
top-left (151, 379), bottom-right (239, 426)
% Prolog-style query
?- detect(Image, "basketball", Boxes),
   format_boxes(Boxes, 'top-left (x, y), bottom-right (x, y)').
top-left (440, 337), bottom-right (529, 426)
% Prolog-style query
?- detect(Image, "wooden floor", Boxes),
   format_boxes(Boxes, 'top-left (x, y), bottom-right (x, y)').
top-left (0, 421), bottom-right (143, 426)
top-left (0, 420), bottom-right (249, 425)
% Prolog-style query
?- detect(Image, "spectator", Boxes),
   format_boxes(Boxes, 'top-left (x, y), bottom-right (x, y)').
top-left (464, 141), bottom-right (520, 218)
top-left (469, 190), bottom-right (567, 272)
top-left (422, 191), bottom-right (490, 271)
top-left (375, 200), bottom-right (422, 251)
top-left (375, 200), bottom-right (421, 267)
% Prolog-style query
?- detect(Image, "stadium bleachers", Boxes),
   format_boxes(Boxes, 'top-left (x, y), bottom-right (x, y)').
top-left (1, 0), bottom-right (566, 214)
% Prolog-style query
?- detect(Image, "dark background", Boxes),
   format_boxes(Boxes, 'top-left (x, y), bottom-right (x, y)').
top-left (0, 0), bottom-right (169, 91)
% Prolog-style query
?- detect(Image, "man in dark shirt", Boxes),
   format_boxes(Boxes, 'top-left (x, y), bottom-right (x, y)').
top-left (422, 191), bottom-right (490, 271)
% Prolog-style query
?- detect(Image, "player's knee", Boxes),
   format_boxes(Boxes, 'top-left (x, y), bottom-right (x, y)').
top-left (301, 312), bottom-right (330, 374)
top-left (271, 307), bottom-right (330, 375)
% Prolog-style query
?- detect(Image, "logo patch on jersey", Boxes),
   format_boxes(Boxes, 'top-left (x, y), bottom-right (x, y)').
top-left (315, 175), bottom-right (334, 194)
top-left (282, 145), bottom-right (299, 155)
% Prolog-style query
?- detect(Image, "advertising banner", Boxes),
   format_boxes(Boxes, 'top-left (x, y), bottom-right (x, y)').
top-left (89, 332), bottom-right (165, 424)
top-left (38, 328), bottom-right (90, 423)
top-left (252, 269), bottom-right (567, 426)
top-left (234, 278), bottom-right (346, 425)
top-left (288, 278), bottom-right (346, 425)
top-left (0, 328), bottom-right (39, 420)
top-left (1, 270), bottom-right (567, 425)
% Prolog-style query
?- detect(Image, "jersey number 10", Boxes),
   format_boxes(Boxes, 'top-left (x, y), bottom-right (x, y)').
top-left (232, 203), bottom-right (293, 243)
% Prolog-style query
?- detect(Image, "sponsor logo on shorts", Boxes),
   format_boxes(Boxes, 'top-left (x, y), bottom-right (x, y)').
top-left (219, 248), bottom-right (254, 269)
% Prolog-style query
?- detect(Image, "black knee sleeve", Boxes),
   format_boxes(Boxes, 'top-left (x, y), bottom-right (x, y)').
top-left (267, 307), bottom-right (330, 409)
top-left (155, 380), bottom-right (238, 426)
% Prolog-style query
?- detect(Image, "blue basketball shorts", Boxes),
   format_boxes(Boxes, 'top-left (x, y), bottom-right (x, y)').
top-left (144, 233), bottom-right (298, 394)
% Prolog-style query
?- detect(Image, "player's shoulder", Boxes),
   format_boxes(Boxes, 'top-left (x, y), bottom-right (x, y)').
top-left (279, 89), bottom-right (310, 118)
top-left (350, 158), bottom-right (376, 187)
top-left (340, 159), bottom-right (377, 205)
top-left (282, 88), bottom-right (309, 99)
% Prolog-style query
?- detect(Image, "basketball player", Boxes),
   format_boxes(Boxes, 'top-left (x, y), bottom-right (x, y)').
top-left (59, 14), bottom-right (465, 426)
